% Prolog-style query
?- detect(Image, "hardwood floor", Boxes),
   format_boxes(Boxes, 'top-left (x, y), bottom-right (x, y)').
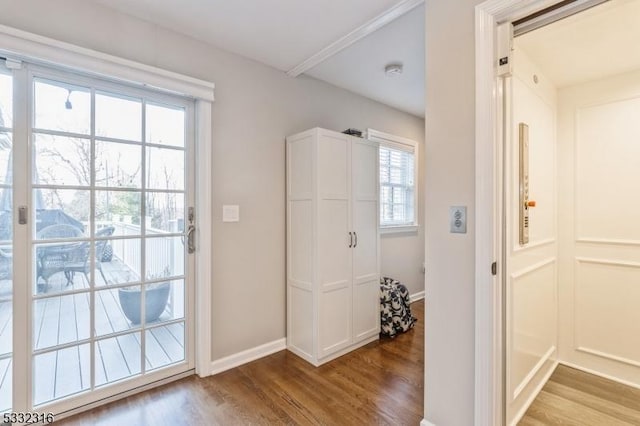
top-left (520, 364), bottom-right (640, 425)
top-left (57, 300), bottom-right (424, 425)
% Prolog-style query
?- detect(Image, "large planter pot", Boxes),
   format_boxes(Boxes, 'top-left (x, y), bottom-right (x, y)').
top-left (118, 282), bottom-right (170, 325)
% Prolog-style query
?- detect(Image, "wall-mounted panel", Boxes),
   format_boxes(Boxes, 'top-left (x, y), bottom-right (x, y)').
top-left (575, 259), bottom-right (640, 367)
top-left (509, 259), bottom-right (557, 400)
top-left (575, 97), bottom-right (640, 242)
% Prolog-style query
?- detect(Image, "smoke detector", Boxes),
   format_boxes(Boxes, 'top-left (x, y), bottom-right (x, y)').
top-left (384, 63), bottom-right (403, 77)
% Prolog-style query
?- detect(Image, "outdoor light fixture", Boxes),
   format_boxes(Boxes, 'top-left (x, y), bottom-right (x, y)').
top-left (65, 89), bottom-right (73, 110)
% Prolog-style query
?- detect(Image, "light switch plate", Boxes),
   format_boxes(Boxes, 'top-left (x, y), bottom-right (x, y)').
top-left (450, 206), bottom-right (467, 234)
top-left (222, 205), bottom-right (240, 222)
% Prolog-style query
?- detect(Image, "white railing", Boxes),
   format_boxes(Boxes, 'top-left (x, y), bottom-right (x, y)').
top-left (108, 220), bottom-right (185, 317)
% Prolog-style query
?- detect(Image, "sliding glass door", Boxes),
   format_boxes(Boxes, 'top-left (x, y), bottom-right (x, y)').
top-left (0, 67), bottom-right (13, 414)
top-left (1, 61), bottom-right (195, 415)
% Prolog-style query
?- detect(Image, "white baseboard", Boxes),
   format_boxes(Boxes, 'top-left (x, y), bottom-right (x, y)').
top-left (421, 419), bottom-right (436, 426)
top-left (210, 338), bottom-right (286, 375)
top-left (411, 290), bottom-right (425, 303)
top-left (559, 361), bottom-right (640, 391)
top-left (510, 360), bottom-right (558, 426)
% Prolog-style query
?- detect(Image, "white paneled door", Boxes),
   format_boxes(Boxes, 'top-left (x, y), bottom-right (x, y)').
top-left (0, 61), bottom-right (195, 416)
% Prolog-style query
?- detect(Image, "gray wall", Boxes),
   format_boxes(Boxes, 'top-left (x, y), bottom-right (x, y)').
top-left (424, 0), bottom-right (481, 425)
top-left (0, 0), bottom-right (425, 361)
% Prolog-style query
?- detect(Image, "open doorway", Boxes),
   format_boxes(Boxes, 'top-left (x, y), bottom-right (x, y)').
top-left (503, 0), bottom-right (640, 423)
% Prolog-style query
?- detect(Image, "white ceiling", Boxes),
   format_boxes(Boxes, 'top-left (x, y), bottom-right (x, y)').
top-left (516, 0), bottom-right (640, 88)
top-left (307, 5), bottom-right (424, 117)
top-left (89, 0), bottom-right (425, 117)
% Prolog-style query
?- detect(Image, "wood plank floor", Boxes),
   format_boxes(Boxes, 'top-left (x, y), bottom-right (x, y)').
top-left (57, 300), bottom-right (425, 426)
top-left (520, 364), bottom-right (640, 425)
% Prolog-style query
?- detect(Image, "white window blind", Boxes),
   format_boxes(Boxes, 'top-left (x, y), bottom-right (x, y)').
top-left (378, 140), bottom-right (416, 228)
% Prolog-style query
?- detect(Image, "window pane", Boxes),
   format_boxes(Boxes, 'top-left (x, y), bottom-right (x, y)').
top-left (95, 333), bottom-right (141, 387)
top-left (34, 343), bottom-right (90, 405)
top-left (33, 294), bottom-right (90, 350)
top-left (0, 132), bottom-right (12, 185)
top-left (96, 93), bottom-right (141, 141)
top-left (146, 103), bottom-right (185, 147)
top-left (95, 141), bottom-right (142, 188)
top-left (34, 79), bottom-right (90, 135)
top-left (379, 143), bottom-right (416, 227)
top-left (145, 236), bottom-right (184, 280)
top-left (146, 147), bottom-right (184, 190)
top-left (145, 323), bottom-right (184, 371)
top-left (100, 238), bottom-right (142, 286)
top-left (35, 189), bottom-right (89, 239)
top-left (0, 74), bottom-right (12, 128)
top-left (34, 134), bottom-right (91, 187)
top-left (146, 193), bottom-right (184, 233)
top-left (95, 190), bottom-right (141, 232)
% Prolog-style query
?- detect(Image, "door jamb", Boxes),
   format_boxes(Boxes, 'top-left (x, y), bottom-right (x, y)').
top-left (474, 1), bottom-right (562, 425)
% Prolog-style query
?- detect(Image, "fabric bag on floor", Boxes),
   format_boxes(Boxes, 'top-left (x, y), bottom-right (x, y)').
top-left (380, 276), bottom-right (417, 337)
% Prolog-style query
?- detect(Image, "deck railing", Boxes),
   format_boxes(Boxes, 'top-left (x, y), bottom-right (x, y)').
top-left (108, 220), bottom-right (184, 317)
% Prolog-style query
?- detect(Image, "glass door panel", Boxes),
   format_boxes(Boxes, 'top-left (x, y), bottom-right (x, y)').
top-left (0, 70), bottom-right (13, 414)
top-left (29, 70), bottom-right (191, 410)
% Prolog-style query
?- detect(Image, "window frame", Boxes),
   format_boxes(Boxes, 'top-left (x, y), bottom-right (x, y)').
top-left (368, 129), bottom-right (419, 234)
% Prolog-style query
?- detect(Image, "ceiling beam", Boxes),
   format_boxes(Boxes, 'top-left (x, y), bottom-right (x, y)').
top-left (286, 0), bottom-right (424, 77)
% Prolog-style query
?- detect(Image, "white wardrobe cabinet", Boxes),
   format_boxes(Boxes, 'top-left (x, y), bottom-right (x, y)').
top-left (286, 127), bottom-right (380, 366)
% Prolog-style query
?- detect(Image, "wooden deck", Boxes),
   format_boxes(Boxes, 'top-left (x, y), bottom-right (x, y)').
top-left (0, 258), bottom-right (185, 410)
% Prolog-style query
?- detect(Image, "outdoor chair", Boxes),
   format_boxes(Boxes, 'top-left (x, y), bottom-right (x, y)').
top-left (62, 226), bottom-right (115, 287)
top-left (36, 224), bottom-right (115, 290)
top-left (36, 224), bottom-right (84, 289)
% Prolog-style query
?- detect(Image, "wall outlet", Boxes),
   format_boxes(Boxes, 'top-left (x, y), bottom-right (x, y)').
top-left (450, 206), bottom-right (467, 233)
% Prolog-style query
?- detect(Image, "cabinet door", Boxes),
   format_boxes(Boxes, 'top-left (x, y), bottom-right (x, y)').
top-left (317, 131), bottom-right (352, 356)
top-left (351, 138), bottom-right (380, 340)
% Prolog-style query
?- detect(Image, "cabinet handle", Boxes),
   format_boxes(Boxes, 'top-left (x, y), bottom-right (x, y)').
top-left (348, 232), bottom-right (353, 248)
top-left (354, 232), bottom-right (358, 248)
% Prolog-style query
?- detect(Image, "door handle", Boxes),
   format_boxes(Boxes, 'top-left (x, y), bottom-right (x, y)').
top-left (354, 232), bottom-right (358, 248)
top-left (348, 232), bottom-right (353, 248)
top-left (187, 225), bottom-right (196, 254)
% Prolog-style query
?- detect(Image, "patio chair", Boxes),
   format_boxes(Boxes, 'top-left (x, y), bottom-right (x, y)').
top-left (62, 226), bottom-right (115, 286)
top-left (36, 224), bottom-right (84, 288)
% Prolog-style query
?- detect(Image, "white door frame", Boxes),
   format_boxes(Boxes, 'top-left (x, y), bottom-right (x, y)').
top-left (474, 1), bottom-right (563, 425)
top-left (0, 24), bottom-right (215, 412)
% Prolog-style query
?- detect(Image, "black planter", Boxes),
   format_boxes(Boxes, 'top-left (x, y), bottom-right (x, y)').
top-left (118, 282), bottom-right (170, 325)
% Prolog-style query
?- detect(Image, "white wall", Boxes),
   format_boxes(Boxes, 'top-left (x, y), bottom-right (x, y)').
top-left (558, 68), bottom-right (640, 386)
top-left (0, 0), bottom-right (425, 362)
top-left (424, 1), bottom-right (482, 425)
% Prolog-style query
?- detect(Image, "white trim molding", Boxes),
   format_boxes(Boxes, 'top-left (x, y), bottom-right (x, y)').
top-left (420, 419), bottom-right (437, 426)
top-left (410, 290), bottom-right (425, 303)
top-left (286, 0), bottom-right (424, 77)
top-left (195, 100), bottom-right (214, 377)
top-left (0, 24), bottom-right (215, 101)
top-left (475, 1), bottom-right (563, 425)
top-left (210, 339), bottom-right (287, 375)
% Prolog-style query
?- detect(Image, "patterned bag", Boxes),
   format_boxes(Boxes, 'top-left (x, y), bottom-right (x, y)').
top-left (380, 277), bottom-right (417, 337)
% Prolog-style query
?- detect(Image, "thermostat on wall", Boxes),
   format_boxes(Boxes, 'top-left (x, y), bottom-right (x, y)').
top-left (223, 205), bottom-right (240, 222)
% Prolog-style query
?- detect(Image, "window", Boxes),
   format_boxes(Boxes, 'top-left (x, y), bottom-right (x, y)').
top-left (368, 129), bottom-right (418, 232)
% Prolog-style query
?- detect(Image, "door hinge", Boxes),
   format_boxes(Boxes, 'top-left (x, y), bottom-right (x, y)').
top-left (491, 261), bottom-right (497, 276)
